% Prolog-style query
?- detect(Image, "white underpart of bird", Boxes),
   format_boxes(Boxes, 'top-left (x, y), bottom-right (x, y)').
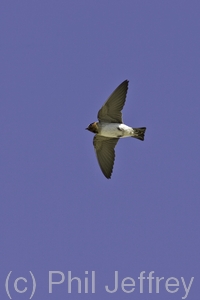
top-left (99, 123), bottom-right (135, 138)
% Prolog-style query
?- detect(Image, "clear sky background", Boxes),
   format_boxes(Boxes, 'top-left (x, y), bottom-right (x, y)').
top-left (0, 1), bottom-right (200, 299)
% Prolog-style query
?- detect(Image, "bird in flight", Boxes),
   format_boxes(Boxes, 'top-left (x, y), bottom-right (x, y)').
top-left (86, 80), bottom-right (146, 179)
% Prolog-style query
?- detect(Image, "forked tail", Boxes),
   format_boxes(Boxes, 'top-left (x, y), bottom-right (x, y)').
top-left (132, 127), bottom-right (146, 141)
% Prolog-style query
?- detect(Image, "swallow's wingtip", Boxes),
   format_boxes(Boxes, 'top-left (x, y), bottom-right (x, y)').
top-left (104, 172), bottom-right (112, 179)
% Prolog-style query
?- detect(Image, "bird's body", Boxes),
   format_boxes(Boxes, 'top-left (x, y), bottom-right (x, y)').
top-left (86, 80), bottom-right (146, 179)
top-left (94, 122), bottom-right (142, 138)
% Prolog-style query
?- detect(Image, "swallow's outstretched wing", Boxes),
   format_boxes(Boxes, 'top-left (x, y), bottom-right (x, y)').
top-left (93, 135), bottom-right (119, 179)
top-left (97, 80), bottom-right (128, 123)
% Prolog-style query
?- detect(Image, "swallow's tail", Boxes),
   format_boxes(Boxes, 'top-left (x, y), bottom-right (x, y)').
top-left (132, 127), bottom-right (146, 141)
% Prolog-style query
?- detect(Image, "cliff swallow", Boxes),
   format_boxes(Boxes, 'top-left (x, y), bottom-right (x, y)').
top-left (86, 80), bottom-right (146, 179)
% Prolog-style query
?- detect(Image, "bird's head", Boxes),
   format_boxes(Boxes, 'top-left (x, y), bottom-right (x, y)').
top-left (86, 122), bottom-right (98, 134)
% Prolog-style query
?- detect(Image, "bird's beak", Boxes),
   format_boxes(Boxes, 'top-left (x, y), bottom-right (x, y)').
top-left (85, 127), bottom-right (89, 130)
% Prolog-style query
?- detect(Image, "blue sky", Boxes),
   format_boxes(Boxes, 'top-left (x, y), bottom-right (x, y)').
top-left (0, 1), bottom-right (200, 299)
